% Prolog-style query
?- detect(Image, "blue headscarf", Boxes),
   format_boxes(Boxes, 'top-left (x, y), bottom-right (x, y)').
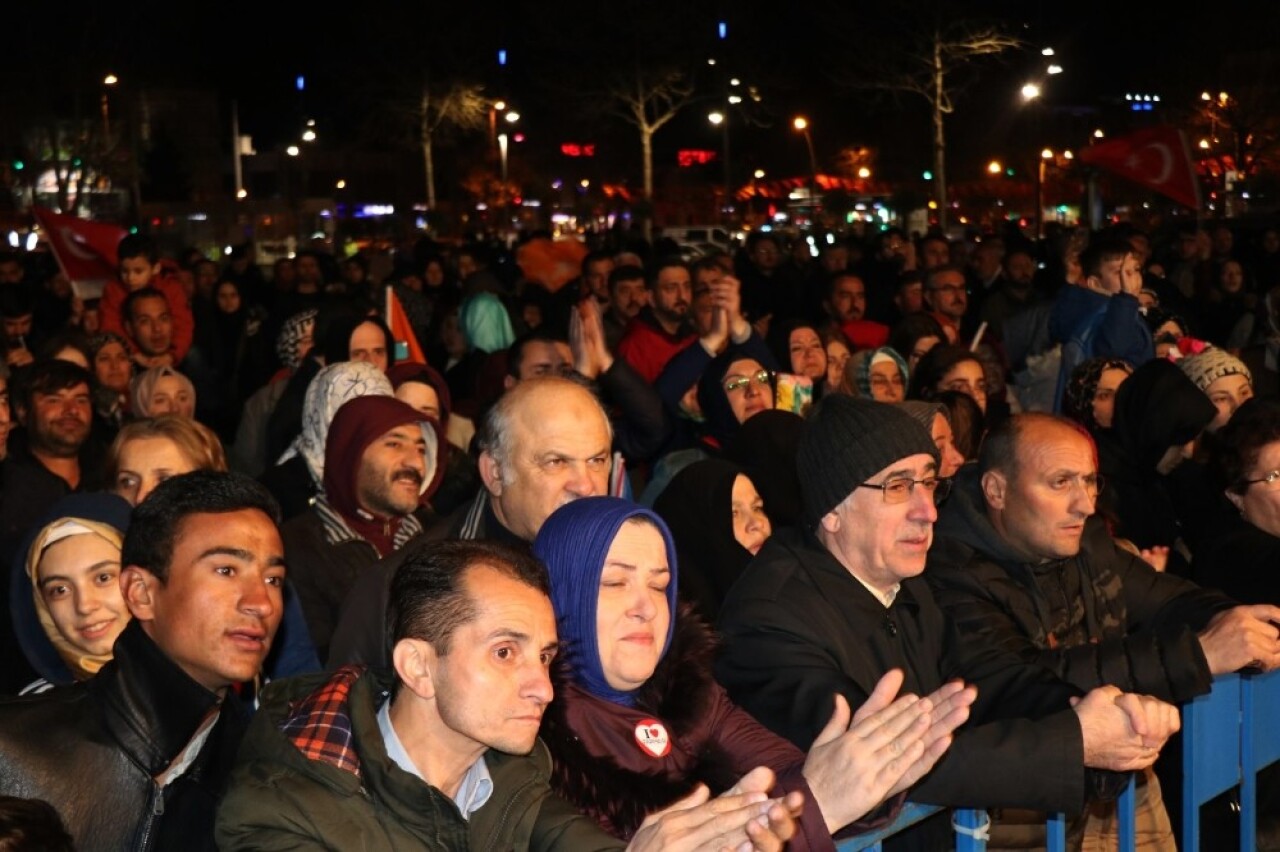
top-left (532, 497), bottom-right (680, 707)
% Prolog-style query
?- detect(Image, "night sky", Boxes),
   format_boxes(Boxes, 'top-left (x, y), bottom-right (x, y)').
top-left (5, 2), bottom-right (1279, 192)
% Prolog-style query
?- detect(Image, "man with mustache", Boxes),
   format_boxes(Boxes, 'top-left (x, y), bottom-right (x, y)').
top-left (281, 395), bottom-right (440, 660)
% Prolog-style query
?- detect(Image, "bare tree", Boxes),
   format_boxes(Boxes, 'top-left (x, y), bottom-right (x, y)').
top-left (825, 4), bottom-right (1021, 232)
top-left (415, 80), bottom-right (489, 211)
top-left (600, 68), bottom-right (696, 238)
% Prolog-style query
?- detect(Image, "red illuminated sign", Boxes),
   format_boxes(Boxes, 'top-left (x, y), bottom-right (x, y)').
top-left (678, 149), bottom-right (717, 167)
top-left (560, 143), bottom-right (596, 157)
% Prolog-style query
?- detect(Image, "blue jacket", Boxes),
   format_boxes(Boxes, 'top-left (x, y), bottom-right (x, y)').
top-left (1048, 287), bottom-right (1152, 410)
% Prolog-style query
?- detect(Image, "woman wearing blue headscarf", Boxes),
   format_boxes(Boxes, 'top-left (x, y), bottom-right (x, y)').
top-left (532, 497), bottom-right (973, 848)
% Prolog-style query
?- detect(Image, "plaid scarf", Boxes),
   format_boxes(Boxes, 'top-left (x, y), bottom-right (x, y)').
top-left (280, 664), bottom-right (366, 777)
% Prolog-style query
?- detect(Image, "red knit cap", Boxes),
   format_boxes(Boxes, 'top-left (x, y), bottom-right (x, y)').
top-left (323, 396), bottom-right (439, 522)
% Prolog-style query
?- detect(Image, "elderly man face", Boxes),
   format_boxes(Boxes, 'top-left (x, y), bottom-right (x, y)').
top-left (819, 452), bottom-right (939, 595)
top-left (480, 381), bottom-right (613, 541)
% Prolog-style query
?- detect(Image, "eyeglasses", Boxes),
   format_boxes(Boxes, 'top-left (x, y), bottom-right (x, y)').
top-left (724, 369), bottom-right (772, 394)
top-left (857, 476), bottom-right (952, 504)
top-left (1241, 470), bottom-right (1280, 490)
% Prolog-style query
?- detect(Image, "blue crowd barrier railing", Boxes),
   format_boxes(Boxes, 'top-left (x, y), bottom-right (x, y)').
top-left (1181, 672), bottom-right (1243, 851)
top-left (835, 804), bottom-right (991, 851)
top-left (1242, 670), bottom-right (1280, 851)
top-left (1046, 775), bottom-right (1136, 852)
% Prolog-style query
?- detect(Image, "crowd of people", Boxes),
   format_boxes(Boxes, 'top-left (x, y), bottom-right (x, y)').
top-left (0, 216), bottom-right (1278, 850)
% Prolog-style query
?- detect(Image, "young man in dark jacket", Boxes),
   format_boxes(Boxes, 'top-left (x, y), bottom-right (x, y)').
top-left (0, 471), bottom-right (286, 851)
top-left (217, 539), bottom-right (800, 851)
top-left (926, 412), bottom-right (1280, 845)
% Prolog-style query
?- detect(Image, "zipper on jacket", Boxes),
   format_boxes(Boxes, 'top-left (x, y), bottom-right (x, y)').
top-left (481, 776), bottom-right (539, 852)
top-left (137, 781), bottom-right (164, 851)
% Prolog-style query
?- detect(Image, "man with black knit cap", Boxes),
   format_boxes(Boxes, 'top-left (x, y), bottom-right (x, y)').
top-left (715, 395), bottom-right (1181, 850)
top-left (281, 394), bottom-right (440, 660)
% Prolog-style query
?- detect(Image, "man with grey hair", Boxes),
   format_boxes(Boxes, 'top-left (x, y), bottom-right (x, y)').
top-left (716, 396), bottom-right (1182, 849)
top-left (328, 376), bottom-right (614, 668)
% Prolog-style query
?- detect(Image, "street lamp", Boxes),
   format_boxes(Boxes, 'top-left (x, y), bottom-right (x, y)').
top-left (1021, 83), bottom-right (1042, 101)
top-left (793, 116), bottom-right (819, 216)
top-left (987, 160), bottom-right (1003, 175)
top-left (101, 73), bottom-right (118, 140)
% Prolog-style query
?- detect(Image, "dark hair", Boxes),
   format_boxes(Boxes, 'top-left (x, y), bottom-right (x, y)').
top-left (923, 264), bottom-right (966, 291)
top-left (388, 540), bottom-right (550, 656)
top-left (0, 287), bottom-right (33, 321)
top-left (37, 329), bottom-right (92, 365)
top-left (1079, 236), bottom-right (1134, 280)
top-left (582, 250), bottom-right (612, 274)
top-left (889, 313), bottom-right (946, 363)
top-left (647, 256), bottom-right (688, 290)
top-left (908, 343), bottom-right (982, 401)
top-left (122, 286), bottom-right (168, 324)
top-left (1214, 399), bottom-right (1280, 494)
top-left (506, 330), bottom-right (567, 380)
top-left (0, 796), bottom-right (75, 852)
top-left (935, 390), bottom-right (985, 461)
top-left (15, 360), bottom-right (93, 414)
top-left (608, 264), bottom-right (645, 296)
top-left (117, 234), bottom-right (158, 265)
top-left (826, 271), bottom-right (865, 302)
top-left (979, 412), bottom-right (1076, 481)
top-left (121, 471), bottom-right (281, 583)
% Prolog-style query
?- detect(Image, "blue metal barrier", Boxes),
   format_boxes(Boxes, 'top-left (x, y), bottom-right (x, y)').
top-left (1181, 672), bottom-right (1244, 851)
top-left (1242, 670), bottom-right (1280, 850)
top-left (835, 804), bottom-right (991, 851)
top-left (1046, 774), bottom-right (1136, 852)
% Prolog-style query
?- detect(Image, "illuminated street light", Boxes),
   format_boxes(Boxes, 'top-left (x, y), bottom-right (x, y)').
top-left (792, 116), bottom-right (819, 213)
top-left (1047, 64), bottom-right (1064, 75)
top-left (286, 145), bottom-right (300, 157)
top-left (1200, 139), bottom-right (1211, 150)
top-left (236, 188), bottom-right (248, 199)
top-left (727, 94), bottom-right (742, 105)
top-left (1021, 83), bottom-right (1041, 101)
top-left (1041, 148), bottom-right (1054, 160)
top-left (494, 100), bottom-right (506, 111)
top-left (987, 160), bottom-right (1003, 175)
top-left (336, 179), bottom-right (346, 189)
top-left (1041, 47), bottom-right (1055, 56)
top-left (505, 110), bottom-right (520, 123)
top-left (103, 74), bottom-right (118, 86)
top-left (730, 77), bottom-right (741, 86)
top-left (857, 167), bottom-right (871, 179)
top-left (1062, 150), bottom-right (1074, 160)
top-left (301, 128), bottom-right (317, 142)
top-left (1094, 129), bottom-right (1105, 138)
top-left (753, 169), bottom-right (765, 179)
top-left (708, 111), bottom-right (725, 126)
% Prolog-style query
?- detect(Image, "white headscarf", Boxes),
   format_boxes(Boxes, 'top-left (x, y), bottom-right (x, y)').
top-left (276, 361), bottom-right (393, 486)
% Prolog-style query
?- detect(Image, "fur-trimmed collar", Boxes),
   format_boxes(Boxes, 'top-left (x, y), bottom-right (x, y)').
top-left (540, 603), bottom-right (721, 839)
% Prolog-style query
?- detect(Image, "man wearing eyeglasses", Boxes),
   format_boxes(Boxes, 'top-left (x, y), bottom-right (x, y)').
top-left (717, 396), bottom-right (1182, 850)
top-left (926, 412), bottom-right (1280, 846)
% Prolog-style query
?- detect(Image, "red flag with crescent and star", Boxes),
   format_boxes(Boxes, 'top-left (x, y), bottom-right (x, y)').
top-left (32, 207), bottom-right (127, 300)
top-left (1078, 127), bottom-right (1202, 211)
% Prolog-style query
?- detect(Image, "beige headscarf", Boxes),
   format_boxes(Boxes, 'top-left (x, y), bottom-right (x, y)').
top-left (26, 517), bottom-right (126, 680)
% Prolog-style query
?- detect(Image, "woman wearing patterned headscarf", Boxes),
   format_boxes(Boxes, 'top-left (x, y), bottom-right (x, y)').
top-left (259, 361), bottom-right (393, 521)
top-left (1062, 357), bottom-right (1133, 435)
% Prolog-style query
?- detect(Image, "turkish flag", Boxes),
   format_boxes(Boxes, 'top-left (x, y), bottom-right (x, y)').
top-left (385, 287), bottom-right (427, 365)
top-left (32, 207), bottom-right (127, 300)
top-left (1078, 127), bottom-right (1201, 211)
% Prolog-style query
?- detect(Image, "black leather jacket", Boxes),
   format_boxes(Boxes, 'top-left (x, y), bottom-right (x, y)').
top-left (0, 621), bottom-right (248, 851)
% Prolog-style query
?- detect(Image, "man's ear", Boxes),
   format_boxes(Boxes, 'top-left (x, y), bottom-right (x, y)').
top-left (121, 565), bottom-right (158, 621)
top-left (478, 451), bottom-right (504, 497)
top-left (819, 510), bottom-right (841, 535)
top-left (981, 469), bottom-right (1008, 510)
top-left (1225, 488), bottom-right (1245, 515)
top-left (502, 375), bottom-right (517, 392)
top-left (392, 638), bottom-right (437, 701)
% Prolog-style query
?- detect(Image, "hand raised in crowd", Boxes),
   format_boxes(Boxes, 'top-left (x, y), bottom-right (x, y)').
top-left (570, 297), bottom-right (613, 379)
top-left (1197, 604), bottom-right (1280, 675)
top-left (804, 669), bottom-right (973, 832)
top-left (5, 345), bottom-right (33, 368)
top-left (1072, 685), bottom-right (1178, 771)
top-left (627, 766), bottom-right (801, 852)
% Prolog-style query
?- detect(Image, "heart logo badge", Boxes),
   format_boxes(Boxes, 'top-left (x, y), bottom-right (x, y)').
top-left (634, 718), bottom-right (671, 758)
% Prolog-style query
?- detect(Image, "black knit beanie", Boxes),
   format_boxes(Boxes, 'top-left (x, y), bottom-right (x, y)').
top-left (797, 395), bottom-right (939, 527)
